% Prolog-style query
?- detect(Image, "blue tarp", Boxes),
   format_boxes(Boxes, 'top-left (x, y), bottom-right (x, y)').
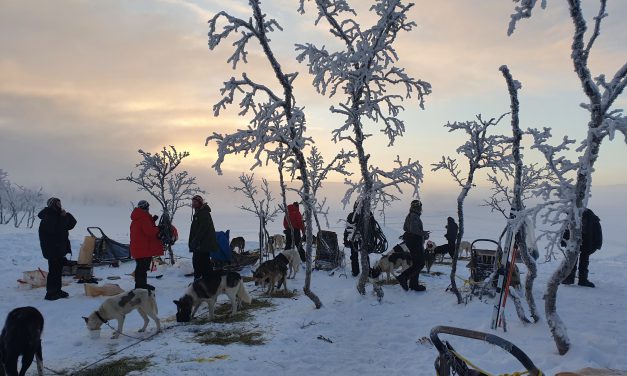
top-left (212, 230), bottom-right (233, 262)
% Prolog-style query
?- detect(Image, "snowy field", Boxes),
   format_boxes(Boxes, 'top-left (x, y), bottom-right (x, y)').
top-left (1, 196), bottom-right (626, 376)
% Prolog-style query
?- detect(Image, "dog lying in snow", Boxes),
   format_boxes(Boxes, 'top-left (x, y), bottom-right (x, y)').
top-left (173, 270), bottom-right (251, 322)
top-left (83, 289), bottom-right (161, 339)
top-left (253, 257), bottom-right (288, 294)
top-left (0, 306), bottom-right (44, 376)
top-left (370, 243), bottom-right (412, 281)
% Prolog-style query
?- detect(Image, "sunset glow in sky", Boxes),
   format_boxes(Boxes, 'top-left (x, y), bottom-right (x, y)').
top-left (1, 0), bottom-right (625, 203)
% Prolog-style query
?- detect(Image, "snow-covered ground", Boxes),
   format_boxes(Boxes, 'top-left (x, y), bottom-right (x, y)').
top-left (1, 199), bottom-right (626, 376)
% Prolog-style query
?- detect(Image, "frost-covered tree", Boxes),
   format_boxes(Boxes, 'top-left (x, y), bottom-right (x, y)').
top-left (230, 173), bottom-right (281, 257)
top-left (206, 0), bottom-right (322, 308)
top-left (0, 181), bottom-right (43, 228)
top-left (292, 146), bottom-right (355, 232)
top-left (508, 0), bottom-right (627, 355)
top-left (432, 114), bottom-right (512, 304)
top-left (118, 146), bottom-right (204, 221)
top-left (118, 146), bottom-right (204, 264)
top-left (296, 0), bottom-right (430, 296)
top-left (0, 169), bottom-right (8, 224)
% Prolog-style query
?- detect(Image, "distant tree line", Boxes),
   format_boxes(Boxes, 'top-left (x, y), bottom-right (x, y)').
top-left (0, 169), bottom-right (45, 228)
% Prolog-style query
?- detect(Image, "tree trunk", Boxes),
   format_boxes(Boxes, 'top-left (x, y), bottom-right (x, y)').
top-left (501, 65), bottom-right (539, 322)
top-left (450, 189), bottom-right (467, 304)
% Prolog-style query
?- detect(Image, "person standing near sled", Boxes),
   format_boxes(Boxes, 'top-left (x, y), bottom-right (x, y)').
top-left (561, 208), bottom-right (603, 287)
top-left (189, 195), bottom-right (218, 280)
top-left (445, 216), bottom-right (459, 259)
top-left (38, 197), bottom-right (77, 300)
top-left (283, 202), bottom-right (305, 262)
top-left (130, 200), bottom-right (163, 290)
top-left (396, 200), bottom-right (429, 292)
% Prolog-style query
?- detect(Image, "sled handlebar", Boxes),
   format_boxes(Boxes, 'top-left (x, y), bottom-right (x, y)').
top-left (87, 227), bottom-right (105, 239)
top-left (430, 326), bottom-right (541, 375)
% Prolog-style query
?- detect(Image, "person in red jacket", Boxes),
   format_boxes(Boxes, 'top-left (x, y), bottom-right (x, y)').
top-left (283, 202), bottom-right (305, 261)
top-left (130, 200), bottom-right (163, 290)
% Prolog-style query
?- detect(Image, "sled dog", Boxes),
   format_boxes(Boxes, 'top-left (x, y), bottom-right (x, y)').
top-left (280, 248), bottom-right (300, 278)
top-left (270, 234), bottom-right (285, 250)
top-left (83, 289), bottom-right (161, 339)
top-left (253, 258), bottom-right (288, 294)
top-left (229, 237), bottom-right (245, 253)
top-left (0, 306), bottom-right (44, 376)
top-left (459, 240), bottom-right (471, 258)
top-left (425, 240), bottom-right (436, 273)
top-left (173, 270), bottom-right (251, 322)
top-left (371, 243), bottom-right (412, 281)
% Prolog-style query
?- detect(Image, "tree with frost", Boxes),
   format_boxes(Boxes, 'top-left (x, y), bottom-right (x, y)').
top-left (432, 114), bottom-right (512, 304)
top-left (230, 173), bottom-right (281, 256)
top-left (118, 146), bottom-right (204, 264)
top-left (291, 146), bottom-right (355, 232)
top-left (296, 0), bottom-right (431, 296)
top-left (118, 146), bottom-right (204, 221)
top-left (0, 169), bottom-right (8, 224)
top-left (0, 181), bottom-right (44, 228)
top-left (206, 0), bottom-right (322, 308)
top-left (507, 0), bottom-right (627, 354)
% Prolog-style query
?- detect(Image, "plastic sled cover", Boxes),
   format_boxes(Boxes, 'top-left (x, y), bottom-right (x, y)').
top-left (212, 230), bottom-right (233, 262)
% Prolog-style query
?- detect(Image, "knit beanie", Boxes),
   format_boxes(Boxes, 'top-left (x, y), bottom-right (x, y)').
top-left (47, 197), bottom-right (60, 208)
top-left (137, 200), bottom-right (150, 210)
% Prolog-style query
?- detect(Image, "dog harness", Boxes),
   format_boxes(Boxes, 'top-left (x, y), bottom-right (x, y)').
top-left (95, 310), bottom-right (108, 324)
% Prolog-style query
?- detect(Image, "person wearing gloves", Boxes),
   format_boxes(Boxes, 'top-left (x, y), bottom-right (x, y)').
top-left (130, 200), bottom-right (163, 290)
top-left (189, 195), bottom-right (218, 280)
top-left (38, 197), bottom-right (77, 300)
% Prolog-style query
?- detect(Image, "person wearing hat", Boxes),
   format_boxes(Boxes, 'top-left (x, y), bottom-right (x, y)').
top-left (189, 195), bottom-right (218, 280)
top-left (130, 200), bottom-right (163, 290)
top-left (38, 197), bottom-right (77, 300)
top-left (283, 201), bottom-right (306, 262)
top-left (396, 199), bottom-right (429, 292)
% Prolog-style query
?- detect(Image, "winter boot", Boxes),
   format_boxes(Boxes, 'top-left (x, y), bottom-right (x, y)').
top-left (409, 278), bottom-right (426, 292)
top-left (578, 279), bottom-right (595, 288)
top-left (396, 275), bottom-right (409, 291)
top-left (561, 276), bottom-right (575, 285)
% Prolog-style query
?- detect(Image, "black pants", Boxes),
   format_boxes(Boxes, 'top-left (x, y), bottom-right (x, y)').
top-left (567, 251), bottom-right (591, 281)
top-left (447, 241), bottom-right (456, 259)
top-left (134, 257), bottom-right (152, 289)
top-left (192, 252), bottom-right (212, 280)
top-left (46, 256), bottom-right (64, 294)
top-left (399, 234), bottom-right (425, 288)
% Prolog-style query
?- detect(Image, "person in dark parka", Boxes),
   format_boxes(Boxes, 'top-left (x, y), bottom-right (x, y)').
top-left (561, 208), bottom-right (603, 287)
top-left (396, 200), bottom-right (429, 292)
top-left (445, 216), bottom-right (459, 259)
top-left (38, 197), bottom-right (76, 300)
top-left (189, 195), bottom-right (218, 280)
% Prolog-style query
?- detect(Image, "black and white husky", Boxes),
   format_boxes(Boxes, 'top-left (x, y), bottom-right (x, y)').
top-left (0, 306), bottom-right (44, 376)
top-left (173, 270), bottom-right (252, 322)
top-left (83, 289), bottom-right (161, 339)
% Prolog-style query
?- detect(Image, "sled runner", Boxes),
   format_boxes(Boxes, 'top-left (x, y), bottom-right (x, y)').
top-left (431, 325), bottom-right (542, 376)
top-left (86, 227), bottom-right (132, 265)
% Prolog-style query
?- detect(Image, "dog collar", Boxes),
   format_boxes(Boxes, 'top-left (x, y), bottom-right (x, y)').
top-left (95, 311), bottom-right (108, 324)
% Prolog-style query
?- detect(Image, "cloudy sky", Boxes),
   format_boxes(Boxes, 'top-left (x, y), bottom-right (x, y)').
top-left (1, 0), bottom-right (626, 206)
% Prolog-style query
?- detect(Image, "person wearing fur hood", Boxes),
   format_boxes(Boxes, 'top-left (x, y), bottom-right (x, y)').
top-left (38, 197), bottom-right (77, 300)
top-left (130, 200), bottom-right (163, 290)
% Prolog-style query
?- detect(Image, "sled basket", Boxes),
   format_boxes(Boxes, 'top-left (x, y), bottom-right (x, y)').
top-left (467, 239), bottom-right (500, 284)
top-left (87, 227), bottom-right (132, 265)
top-left (431, 326), bottom-right (541, 376)
top-left (315, 230), bottom-right (343, 270)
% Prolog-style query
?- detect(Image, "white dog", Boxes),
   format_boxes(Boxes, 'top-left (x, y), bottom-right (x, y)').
top-left (280, 248), bottom-right (301, 278)
top-left (271, 234), bottom-right (285, 250)
top-left (83, 289), bottom-right (161, 339)
top-left (371, 243), bottom-right (412, 281)
top-left (459, 240), bottom-right (471, 257)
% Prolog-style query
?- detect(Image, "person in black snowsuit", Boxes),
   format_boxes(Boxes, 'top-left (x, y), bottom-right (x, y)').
top-left (445, 216), bottom-right (459, 259)
top-left (38, 197), bottom-right (77, 300)
top-left (343, 202), bottom-right (375, 277)
top-left (561, 208), bottom-right (602, 287)
top-left (189, 195), bottom-right (218, 280)
top-left (396, 200), bottom-right (429, 291)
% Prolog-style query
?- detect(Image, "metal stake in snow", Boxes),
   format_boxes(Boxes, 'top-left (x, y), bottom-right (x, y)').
top-left (491, 222), bottom-right (516, 331)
